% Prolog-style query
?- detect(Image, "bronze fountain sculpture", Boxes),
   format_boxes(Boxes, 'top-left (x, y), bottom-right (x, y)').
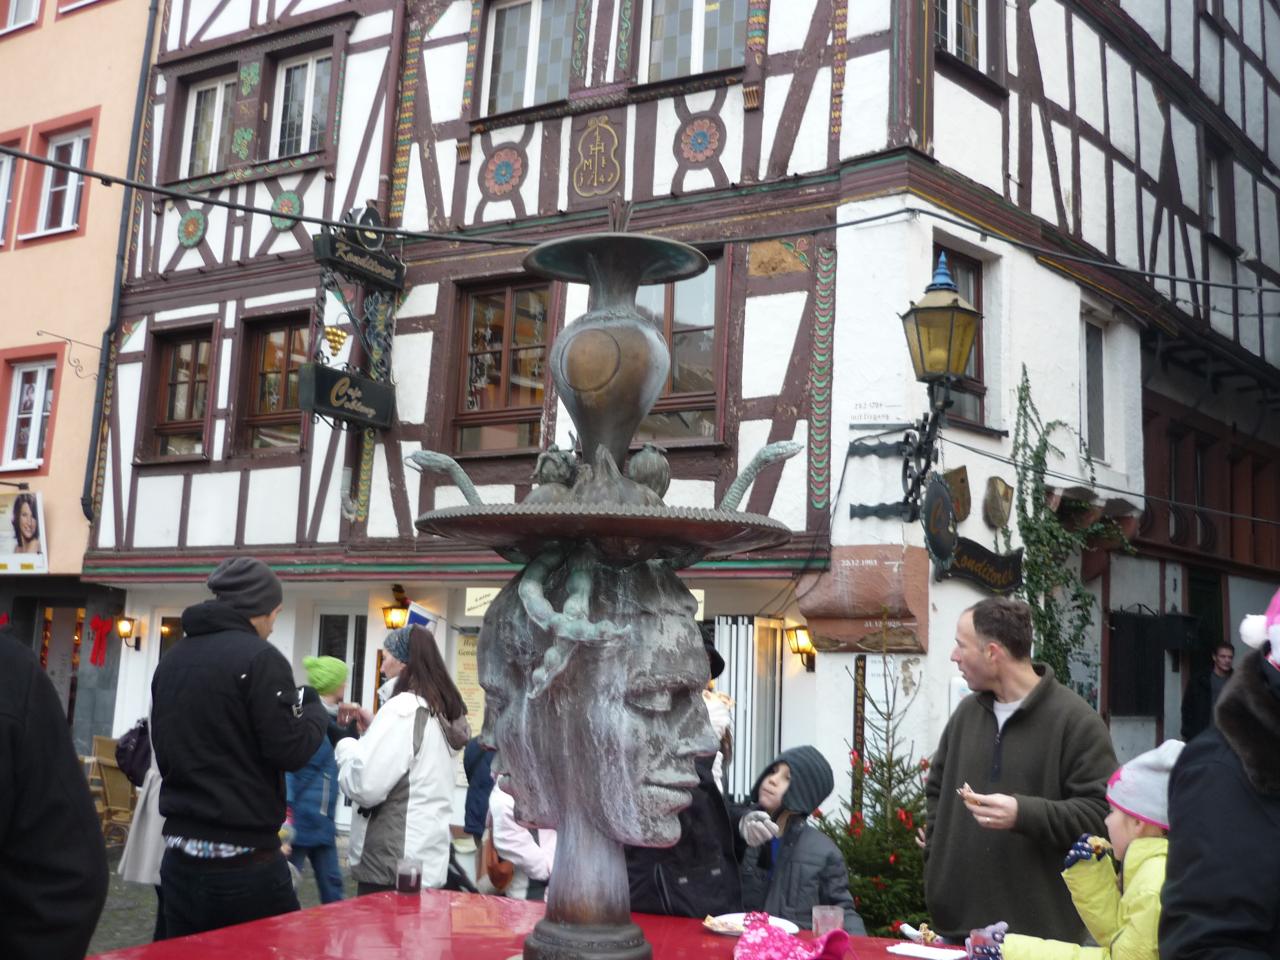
top-left (409, 232), bottom-right (799, 959)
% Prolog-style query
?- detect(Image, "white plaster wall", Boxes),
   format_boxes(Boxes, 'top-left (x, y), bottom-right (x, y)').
top-left (435, 484), bottom-right (515, 508)
top-left (244, 466), bottom-right (301, 544)
top-left (767, 0), bottom-right (817, 53)
top-left (848, 0), bottom-right (890, 36)
top-left (652, 99), bottom-right (682, 197)
top-left (392, 331), bottom-right (433, 425)
top-left (194, 0), bottom-right (249, 42)
top-left (1079, 140), bottom-right (1108, 252)
top-left (1135, 77), bottom-right (1164, 181)
top-left (741, 291), bottom-right (806, 398)
top-left (664, 478), bottom-right (716, 509)
top-left (1113, 165), bottom-right (1139, 269)
top-left (788, 68), bottom-right (831, 176)
top-left (841, 51), bottom-right (890, 159)
top-left (350, 9), bottom-right (393, 43)
top-left (116, 363), bottom-right (142, 529)
top-left (335, 49), bottom-right (389, 216)
top-left (98, 449), bottom-right (116, 548)
top-left (1168, 106), bottom-right (1199, 211)
top-left (132, 475), bottom-right (184, 548)
top-left (933, 75), bottom-right (1003, 195)
top-left (429, 0), bottom-right (471, 38)
top-left (1120, 0), bottom-right (1165, 45)
top-left (1105, 48), bottom-right (1136, 161)
top-left (758, 74), bottom-right (792, 180)
top-left (1201, 23), bottom-right (1222, 105)
top-left (1031, 0), bottom-right (1069, 107)
top-left (186, 472), bottom-right (243, 546)
top-left (1223, 44), bottom-right (1243, 129)
top-left (1073, 16), bottom-right (1105, 133)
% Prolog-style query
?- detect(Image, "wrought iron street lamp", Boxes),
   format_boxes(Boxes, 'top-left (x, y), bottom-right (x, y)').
top-left (850, 253), bottom-right (981, 522)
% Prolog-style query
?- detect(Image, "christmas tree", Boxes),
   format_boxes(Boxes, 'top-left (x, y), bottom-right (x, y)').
top-left (817, 647), bottom-right (929, 937)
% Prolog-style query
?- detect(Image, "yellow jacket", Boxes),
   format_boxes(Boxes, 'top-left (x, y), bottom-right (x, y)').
top-left (1001, 836), bottom-right (1166, 960)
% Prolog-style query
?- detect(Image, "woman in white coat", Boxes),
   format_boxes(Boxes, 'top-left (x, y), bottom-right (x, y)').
top-left (118, 745), bottom-right (166, 939)
top-left (336, 625), bottom-right (469, 894)
top-left (488, 780), bottom-right (556, 901)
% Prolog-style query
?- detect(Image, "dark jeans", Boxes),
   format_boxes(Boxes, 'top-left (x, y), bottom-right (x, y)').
top-left (288, 844), bottom-right (345, 904)
top-left (160, 848), bottom-right (299, 938)
top-left (153, 886), bottom-right (166, 941)
top-left (356, 881), bottom-right (395, 896)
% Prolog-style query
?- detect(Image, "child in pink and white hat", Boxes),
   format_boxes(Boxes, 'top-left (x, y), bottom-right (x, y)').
top-left (964, 739), bottom-right (1184, 960)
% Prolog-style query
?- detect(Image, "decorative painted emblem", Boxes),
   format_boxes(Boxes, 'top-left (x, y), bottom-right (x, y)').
top-left (943, 465), bottom-right (972, 522)
top-left (270, 191), bottom-right (302, 231)
top-left (239, 62), bottom-right (260, 96)
top-left (572, 115), bottom-right (621, 198)
top-left (177, 209), bottom-right (206, 248)
top-left (232, 127), bottom-right (253, 161)
top-left (482, 146), bottom-right (525, 198)
top-left (678, 115), bottom-right (723, 164)
top-left (983, 476), bottom-right (1015, 529)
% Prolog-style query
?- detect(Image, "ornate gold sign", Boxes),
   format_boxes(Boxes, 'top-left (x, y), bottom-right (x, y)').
top-left (572, 115), bottom-right (622, 198)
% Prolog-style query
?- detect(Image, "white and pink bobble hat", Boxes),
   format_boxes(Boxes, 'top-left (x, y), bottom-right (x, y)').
top-left (1239, 586), bottom-right (1280, 671)
top-left (1105, 739), bottom-right (1185, 830)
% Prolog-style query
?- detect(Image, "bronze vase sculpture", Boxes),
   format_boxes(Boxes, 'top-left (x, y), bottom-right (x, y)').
top-left (409, 232), bottom-right (800, 959)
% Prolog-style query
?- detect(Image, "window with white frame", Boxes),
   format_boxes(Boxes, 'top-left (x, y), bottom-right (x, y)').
top-left (271, 52), bottom-right (332, 158)
top-left (0, 152), bottom-right (15, 245)
top-left (934, 0), bottom-right (981, 69)
top-left (36, 130), bottom-right (89, 234)
top-left (483, 0), bottom-right (576, 115)
top-left (4, 360), bottom-right (55, 466)
top-left (181, 75), bottom-right (237, 178)
top-left (1082, 319), bottom-right (1105, 461)
top-left (4, 0), bottom-right (38, 29)
top-left (644, 0), bottom-right (747, 83)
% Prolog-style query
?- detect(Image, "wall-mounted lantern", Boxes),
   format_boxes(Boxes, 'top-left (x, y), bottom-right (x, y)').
top-left (850, 253), bottom-right (981, 522)
top-left (786, 626), bottom-right (816, 672)
top-left (382, 604), bottom-right (409, 629)
top-left (116, 615), bottom-right (141, 650)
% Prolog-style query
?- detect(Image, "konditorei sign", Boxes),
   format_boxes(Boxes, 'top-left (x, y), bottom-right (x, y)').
top-left (299, 363), bottom-right (396, 430)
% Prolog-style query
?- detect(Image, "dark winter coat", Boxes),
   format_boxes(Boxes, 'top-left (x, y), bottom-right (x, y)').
top-left (0, 630), bottom-right (108, 960)
top-left (1160, 646), bottom-right (1280, 959)
top-left (463, 737), bottom-right (494, 840)
top-left (151, 600), bottom-right (327, 849)
top-left (287, 736), bottom-right (339, 848)
top-left (626, 754), bottom-right (743, 918)
top-left (923, 664), bottom-right (1116, 943)
top-left (739, 814), bottom-right (866, 935)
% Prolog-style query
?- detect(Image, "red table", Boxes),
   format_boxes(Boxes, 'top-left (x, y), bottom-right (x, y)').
top-left (90, 891), bottom-right (905, 959)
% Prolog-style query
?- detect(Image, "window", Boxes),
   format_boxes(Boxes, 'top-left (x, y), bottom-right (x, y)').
top-left (155, 333), bottom-right (211, 456)
top-left (243, 318), bottom-right (311, 449)
top-left (633, 258), bottom-right (720, 442)
top-left (934, 245), bottom-right (984, 424)
top-left (483, 0), bottom-right (575, 115)
top-left (934, 0), bottom-right (981, 69)
top-left (455, 282), bottom-right (551, 453)
top-left (35, 129), bottom-right (88, 234)
top-left (1203, 136), bottom-right (1234, 242)
top-left (181, 75), bottom-right (237, 178)
top-left (271, 53), bottom-right (332, 158)
top-left (3, 0), bottom-right (38, 29)
top-left (0, 150), bottom-right (15, 245)
top-left (4, 360), bottom-right (54, 466)
top-left (1083, 321), bottom-right (1105, 460)
top-left (644, 0), bottom-right (746, 83)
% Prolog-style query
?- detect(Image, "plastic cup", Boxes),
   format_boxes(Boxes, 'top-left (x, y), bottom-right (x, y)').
top-left (395, 858), bottom-right (422, 894)
top-left (812, 905), bottom-right (844, 936)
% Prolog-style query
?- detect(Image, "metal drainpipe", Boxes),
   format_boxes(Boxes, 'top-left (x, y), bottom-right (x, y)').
top-left (81, 0), bottom-right (161, 521)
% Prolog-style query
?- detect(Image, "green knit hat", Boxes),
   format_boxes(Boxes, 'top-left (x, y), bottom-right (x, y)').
top-left (303, 655), bottom-right (347, 695)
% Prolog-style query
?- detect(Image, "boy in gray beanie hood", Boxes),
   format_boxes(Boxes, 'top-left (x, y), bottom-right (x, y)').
top-left (738, 746), bottom-right (865, 935)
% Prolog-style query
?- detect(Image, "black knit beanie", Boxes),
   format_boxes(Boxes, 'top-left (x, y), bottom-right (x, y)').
top-left (751, 745), bottom-right (834, 815)
top-left (207, 557), bottom-right (284, 617)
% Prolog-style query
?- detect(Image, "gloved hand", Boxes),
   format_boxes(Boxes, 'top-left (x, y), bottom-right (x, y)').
top-left (1063, 834), bottom-right (1111, 869)
top-left (739, 809), bottom-right (780, 847)
top-left (965, 921), bottom-right (1007, 960)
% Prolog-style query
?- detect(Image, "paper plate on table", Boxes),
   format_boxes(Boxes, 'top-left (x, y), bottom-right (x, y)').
top-left (702, 913), bottom-right (800, 936)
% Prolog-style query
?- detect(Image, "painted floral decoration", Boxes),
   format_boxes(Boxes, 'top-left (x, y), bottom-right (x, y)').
top-left (680, 116), bottom-right (722, 164)
top-left (270, 191), bottom-right (303, 231)
top-left (483, 147), bottom-right (524, 197)
top-left (178, 209), bottom-right (207, 248)
top-left (232, 127), bottom-right (254, 161)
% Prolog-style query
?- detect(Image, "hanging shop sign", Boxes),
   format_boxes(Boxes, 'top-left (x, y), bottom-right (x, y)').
top-left (921, 473), bottom-right (1024, 594)
top-left (299, 363), bottom-right (396, 430)
top-left (313, 207), bottom-right (405, 291)
top-left (940, 539), bottom-right (1025, 594)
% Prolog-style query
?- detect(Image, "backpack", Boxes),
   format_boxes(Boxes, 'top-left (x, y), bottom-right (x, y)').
top-left (115, 717), bottom-right (152, 788)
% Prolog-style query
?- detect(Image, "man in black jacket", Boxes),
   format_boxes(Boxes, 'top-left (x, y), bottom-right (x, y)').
top-left (0, 626), bottom-right (108, 959)
top-left (1160, 636), bottom-right (1280, 959)
top-left (152, 557), bottom-right (328, 938)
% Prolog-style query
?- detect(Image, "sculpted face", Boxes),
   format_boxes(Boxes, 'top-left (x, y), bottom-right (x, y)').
top-left (478, 557), bottom-right (717, 845)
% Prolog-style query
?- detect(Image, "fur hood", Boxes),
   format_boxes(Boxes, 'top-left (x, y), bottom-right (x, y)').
top-left (1214, 645), bottom-right (1280, 797)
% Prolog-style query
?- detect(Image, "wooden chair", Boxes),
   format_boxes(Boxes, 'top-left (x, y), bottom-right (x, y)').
top-left (97, 755), bottom-right (134, 846)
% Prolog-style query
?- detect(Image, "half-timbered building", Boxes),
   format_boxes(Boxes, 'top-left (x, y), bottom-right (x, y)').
top-left (90, 0), bottom-right (1280, 808)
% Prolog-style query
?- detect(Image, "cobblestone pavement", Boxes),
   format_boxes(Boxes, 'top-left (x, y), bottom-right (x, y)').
top-left (88, 840), bottom-right (359, 956)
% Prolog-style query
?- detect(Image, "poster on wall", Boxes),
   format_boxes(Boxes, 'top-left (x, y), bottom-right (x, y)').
top-left (453, 631), bottom-right (485, 787)
top-left (0, 490), bottom-right (48, 574)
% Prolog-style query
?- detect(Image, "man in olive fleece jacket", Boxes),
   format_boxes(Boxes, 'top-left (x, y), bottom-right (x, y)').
top-left (923, 598), bottom-right (1116, 943)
